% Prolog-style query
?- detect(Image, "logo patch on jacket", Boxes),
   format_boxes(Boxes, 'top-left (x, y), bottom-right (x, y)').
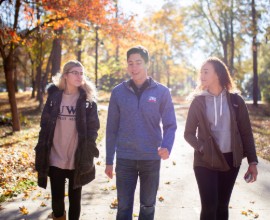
top-left (148, 96), bottom-right (157, 103)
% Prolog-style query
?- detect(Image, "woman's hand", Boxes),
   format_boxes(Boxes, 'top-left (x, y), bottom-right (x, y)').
top-left (244, 164), bottom-right (258, 183)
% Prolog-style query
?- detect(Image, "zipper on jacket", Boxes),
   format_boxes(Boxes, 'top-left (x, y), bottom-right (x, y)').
top-left (210, 136), bottom-right (214, 167)
top-left (229, 94), bottom-right (238, 167)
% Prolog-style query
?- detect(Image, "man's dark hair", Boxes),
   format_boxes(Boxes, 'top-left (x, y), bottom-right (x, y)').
top-left (127, 45), bottom-right (149, 63)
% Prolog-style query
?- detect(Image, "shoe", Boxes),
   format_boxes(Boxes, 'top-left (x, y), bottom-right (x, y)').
top-left (50, 211), bottom-right (66, 220)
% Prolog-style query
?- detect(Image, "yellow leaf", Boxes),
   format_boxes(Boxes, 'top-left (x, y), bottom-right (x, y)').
top-left (110, 198), bottom-right (118, 209)
top-left (40, 202), bottom-right (47, 207)
top-left (44, 194), bottom-right (51, 200)
top-left (241, 211), bottom-right (247, 216)
top-left (19, 206), bottom-right (29, 215)
top-left (22, 152), bottom-right (28, 159)
top-left (101, 187), bottom-right (108, 191)
top-left (110, 185), bottom-right (116, 190)
top-left (133, 213), bottom-right (139, 217)
top-left (36, 192), bottom-right (42, 197)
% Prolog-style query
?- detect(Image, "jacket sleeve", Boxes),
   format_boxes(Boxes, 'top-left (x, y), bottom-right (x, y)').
top-left (184, 99), bottom-right (201, 151)
top-left (160, 89), bottom-right (177, 153)
top-left (236, 96), bottom-right (258, 163)
top-left (35, 95), bottom-right (52, 172)
top-left (86, 101), bottom-right (100, 158)
top-left (106, 90), bottom-right (120, 165)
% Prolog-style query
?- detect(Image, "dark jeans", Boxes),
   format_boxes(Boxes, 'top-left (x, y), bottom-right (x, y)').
top-left (49, 166), bottom-right (82, 220)
top-left (116, 158), bottom-right (161, 220)
top-left (194, 153), bottom-right (240, 220)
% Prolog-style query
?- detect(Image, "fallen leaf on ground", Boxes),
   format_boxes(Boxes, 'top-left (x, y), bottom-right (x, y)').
top-left (101, 187), bottom-right (108, 191)
top-left (158, 196), bottom-right (164, 202)
top-left (44, 194), bottom-right (51, 200)
top-left (40, 202), bottom-right (47, 207)
top-left (19, 206), bottom-right (29, 215)
top-left (110, 185), bottom-right (116, 190)
top-left (241, 210), bottom-right (247, 216)
top-left (110, 198), bottom-right (118, 209)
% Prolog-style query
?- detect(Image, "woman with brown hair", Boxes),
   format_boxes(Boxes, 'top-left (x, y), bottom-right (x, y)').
top-left (35, 60), bottom-right (100, 220)
top-left (184, 57), bottom-right (258, 220)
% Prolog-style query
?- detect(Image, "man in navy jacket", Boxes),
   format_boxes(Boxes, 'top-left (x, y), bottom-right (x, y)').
top-left (105, 45), bottom-right (177, 220)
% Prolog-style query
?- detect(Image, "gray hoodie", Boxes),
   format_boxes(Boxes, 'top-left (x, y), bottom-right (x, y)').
top-left (201, 90), bottom-right (231, 153)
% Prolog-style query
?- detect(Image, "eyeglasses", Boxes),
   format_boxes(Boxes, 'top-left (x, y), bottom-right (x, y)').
top-left (67, 71), bottom-right (84, 76)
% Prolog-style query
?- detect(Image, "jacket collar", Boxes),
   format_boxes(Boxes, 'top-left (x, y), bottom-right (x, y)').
top-left (123, 77), bottom-right (158, 90)
top-left (47, 84), bottom-right (86, 99)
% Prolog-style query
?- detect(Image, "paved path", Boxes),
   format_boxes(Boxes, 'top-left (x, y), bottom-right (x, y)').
top-left (0, 114), bottom-right (270, 219)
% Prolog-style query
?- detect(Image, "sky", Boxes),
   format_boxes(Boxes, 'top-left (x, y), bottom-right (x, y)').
top-left (118, 0), bottom-right (205, 69)
top-left (118, 0), bottom-right (166, 20)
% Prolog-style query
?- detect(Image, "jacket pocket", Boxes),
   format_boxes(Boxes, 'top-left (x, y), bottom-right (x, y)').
top-left (79, 157), bottom-right (94, 175)
top-left (87, 141), bottom-right (99, 158)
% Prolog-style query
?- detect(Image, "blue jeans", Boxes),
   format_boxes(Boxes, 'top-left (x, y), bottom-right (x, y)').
top-left (116, 158), bottom-right (161, 220)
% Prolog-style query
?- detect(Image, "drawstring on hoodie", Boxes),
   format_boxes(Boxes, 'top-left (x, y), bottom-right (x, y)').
top-left (214, 93), bottom-right (223, 126)
top-left (214, 96), bottom-right (217, 126)
top-left (220, 93), bottom-right (223, 117)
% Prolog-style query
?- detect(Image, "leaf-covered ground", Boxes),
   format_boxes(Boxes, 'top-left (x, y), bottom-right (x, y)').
top-left (246, 102), bottom-right (270, 161)
top-left (0, 92), bottom-right (107, 204)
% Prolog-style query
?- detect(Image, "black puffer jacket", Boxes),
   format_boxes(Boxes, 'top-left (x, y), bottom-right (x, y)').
top-left (35, 85), bottom-right (100, 189)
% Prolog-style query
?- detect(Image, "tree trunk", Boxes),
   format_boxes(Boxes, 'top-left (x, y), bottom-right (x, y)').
top-left (42, 48), bottom-right (53, 93)
top-left (30, 56), bottom-right (36, 98)
top-left (51, 28), bottom-right (63, 76)
top-left (77, 27), bottom-right (82, 62)
top-left (14, 65), bottom-right (18, 93)
top-left (4, 54), bottom-right (20, 131)
top-left (252, 0), bottom-right (258, 106)
top-left (95, 26), bottom-right (99, 87)
top-left (36, 35), bottom-right (43, 107)
top-left (36, 63), bottom-right (43, 110)
top-left (229, 0), bottom-right (235, 76)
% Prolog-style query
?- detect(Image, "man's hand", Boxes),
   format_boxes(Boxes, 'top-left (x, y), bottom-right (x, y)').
top-left (158, 147), bottom-right (169, 160)
top-left (105, 165), bottom-right (114, 179)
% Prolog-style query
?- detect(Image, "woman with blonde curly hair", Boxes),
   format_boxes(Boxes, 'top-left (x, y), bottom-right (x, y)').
top-left (35, 60), bottom-right (100, 220)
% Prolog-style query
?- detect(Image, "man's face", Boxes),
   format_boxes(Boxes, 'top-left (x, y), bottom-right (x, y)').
top-left (127, 53), bottom-right (148, 82)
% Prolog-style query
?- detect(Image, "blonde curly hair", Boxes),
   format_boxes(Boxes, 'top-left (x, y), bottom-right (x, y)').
top-left (52, 60), bottom-right (97, 102)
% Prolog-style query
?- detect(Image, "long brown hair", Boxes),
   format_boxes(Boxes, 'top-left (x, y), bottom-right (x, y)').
top-left (52, 60), bottom-right (97, 102)
top-left (202, 57), bottom-right (235, 91)
top-left (187, 57), bottom-right (237, 100)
